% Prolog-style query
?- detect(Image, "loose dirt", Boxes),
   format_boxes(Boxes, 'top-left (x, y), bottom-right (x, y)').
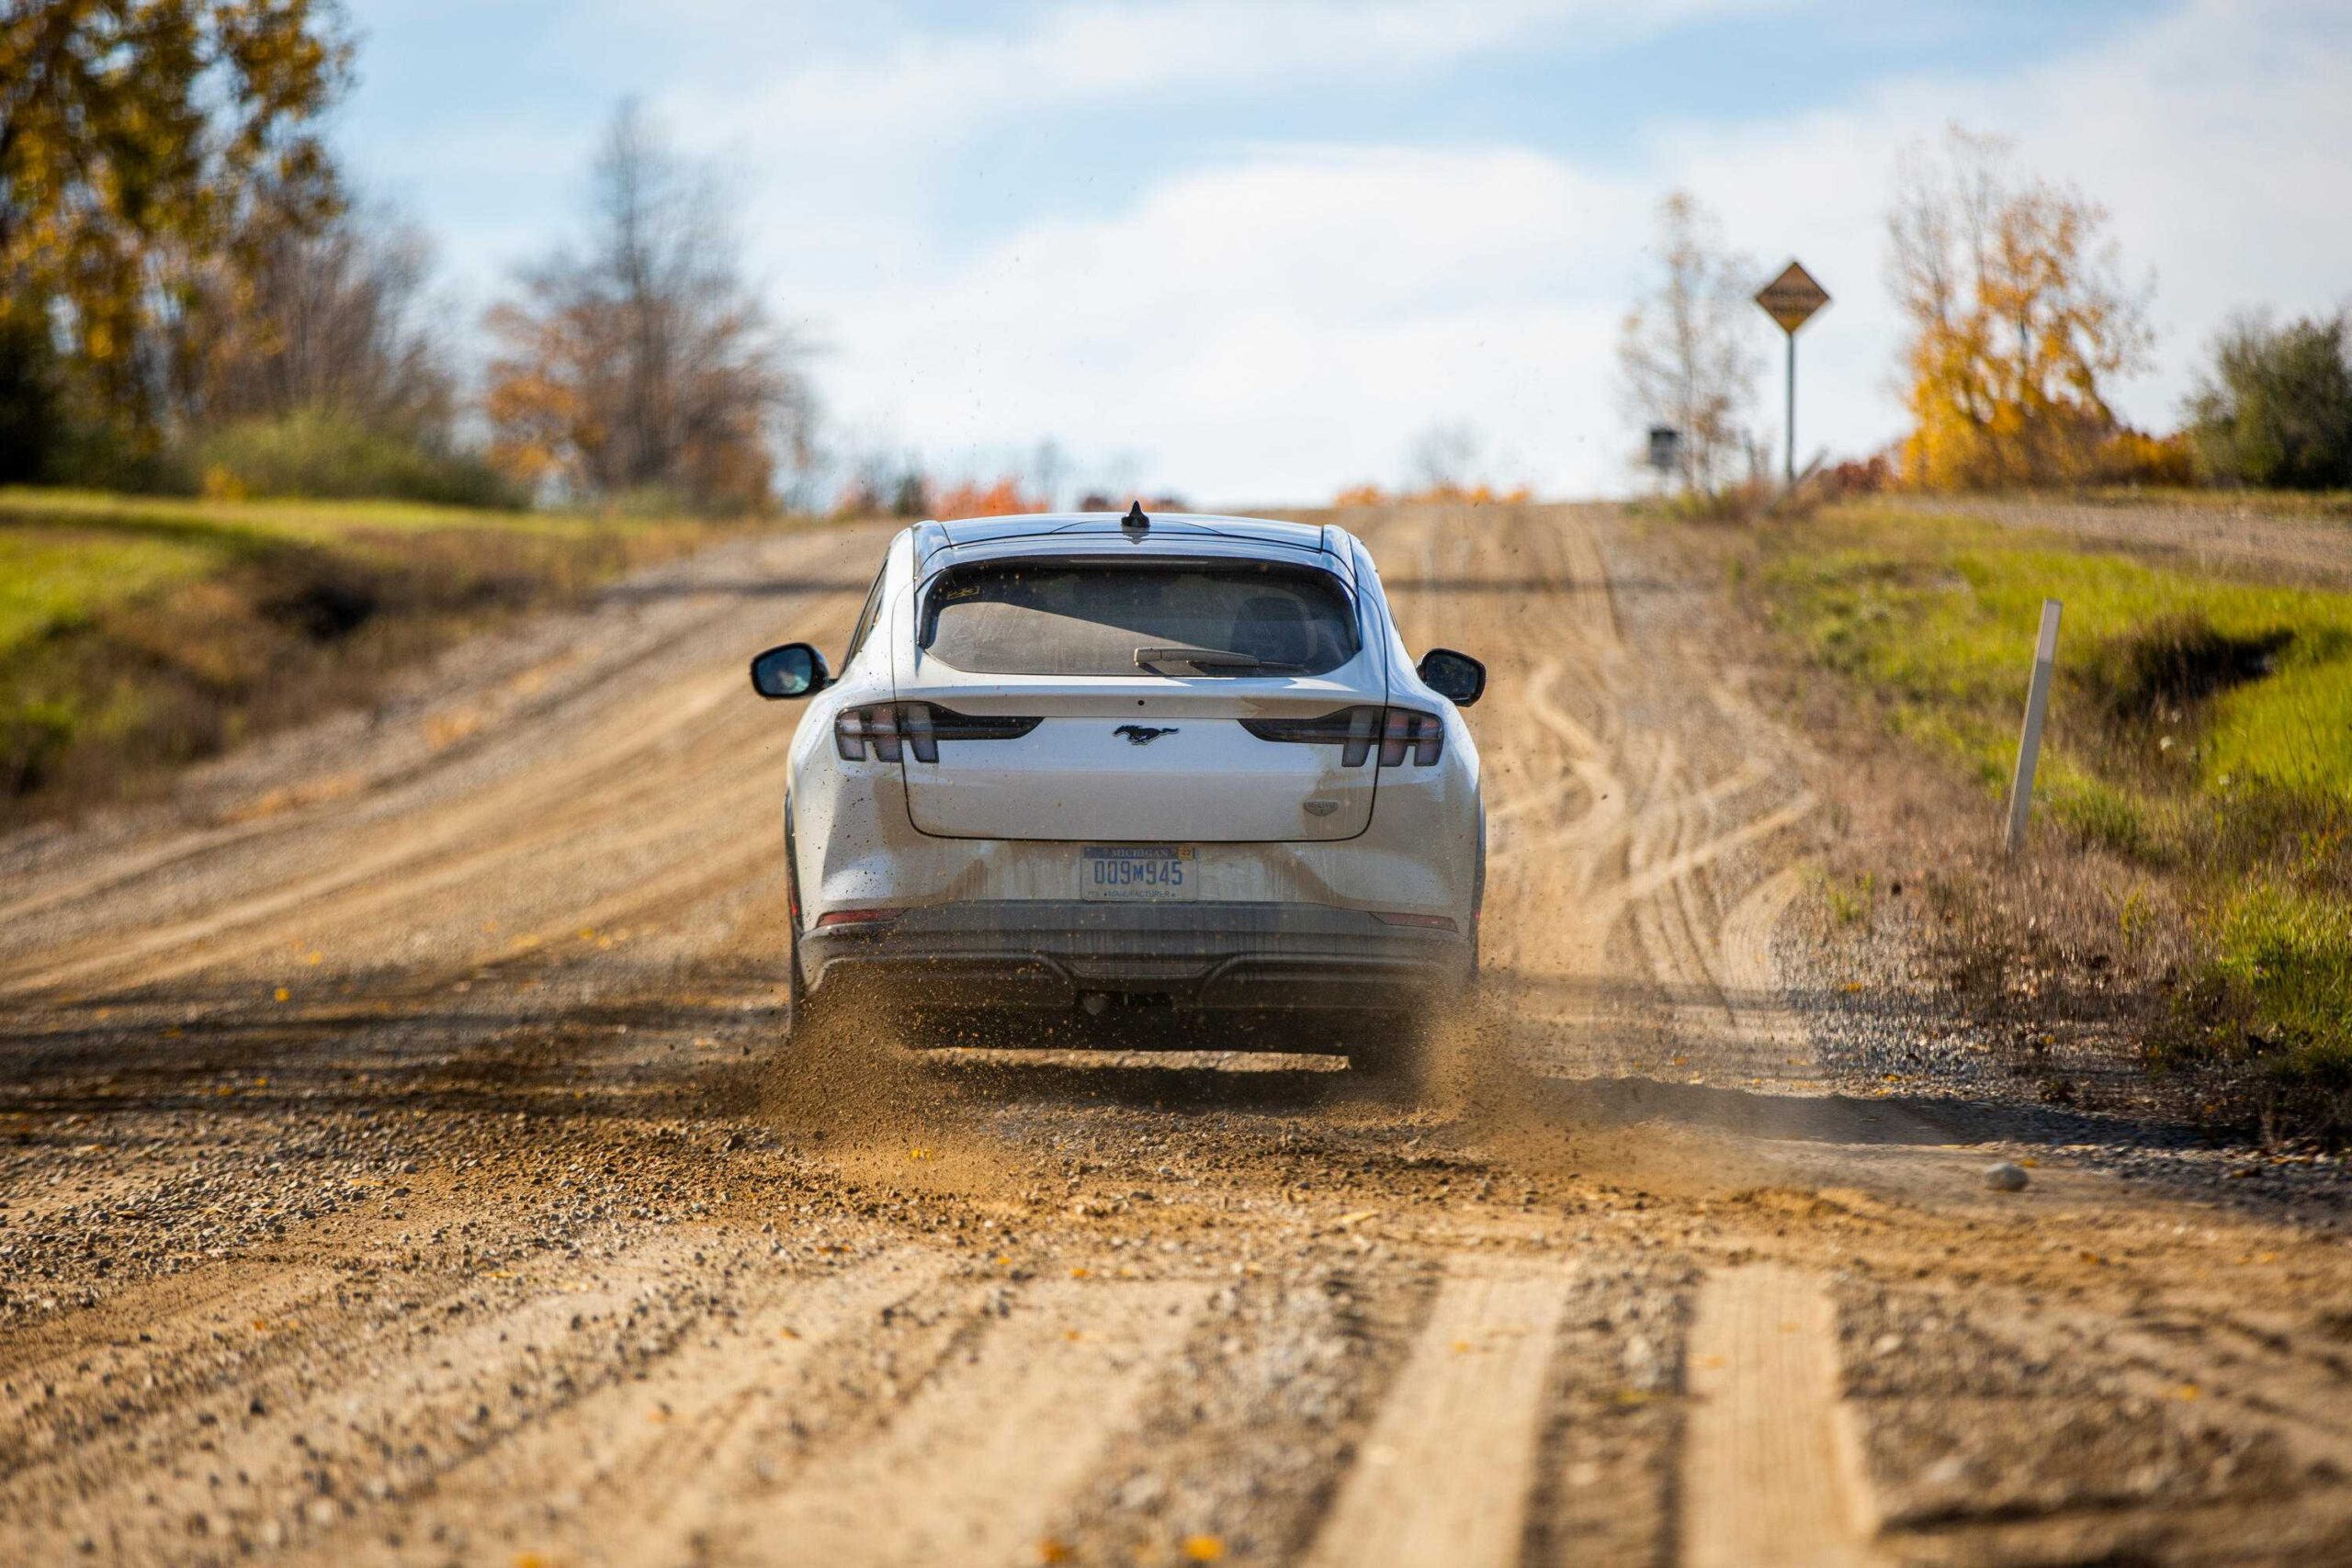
top-left (3, 503), bottom-right (2348, 1566)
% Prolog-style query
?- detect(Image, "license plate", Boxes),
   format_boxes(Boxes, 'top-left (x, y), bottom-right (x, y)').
top-left (1079, 844), bottom-right (1197, 901)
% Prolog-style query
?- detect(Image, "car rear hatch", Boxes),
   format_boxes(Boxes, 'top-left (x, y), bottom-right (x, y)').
top-left (885, 552), bottom-right (1386, 842)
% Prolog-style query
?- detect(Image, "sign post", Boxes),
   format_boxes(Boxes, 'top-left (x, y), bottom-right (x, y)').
top-left (1646, 425), bottom-right (1681, 486)
top-left (1754, 261), bottom-right (1830, 489)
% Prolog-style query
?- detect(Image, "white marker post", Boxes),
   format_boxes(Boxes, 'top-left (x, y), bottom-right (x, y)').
top-left (2005, 599), bottom-right (2063, 857)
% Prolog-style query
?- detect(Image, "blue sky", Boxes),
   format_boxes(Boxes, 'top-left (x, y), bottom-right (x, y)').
top-left (334, 0), bottom-right (2352, 502)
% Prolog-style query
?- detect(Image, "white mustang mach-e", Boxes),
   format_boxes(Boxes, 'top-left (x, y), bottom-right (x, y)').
top-left (749, 506), bottom-right (1486, 1065)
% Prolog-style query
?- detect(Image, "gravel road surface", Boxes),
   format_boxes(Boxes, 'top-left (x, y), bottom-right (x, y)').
top-left (3, 504), bottom-right (2348, 1566)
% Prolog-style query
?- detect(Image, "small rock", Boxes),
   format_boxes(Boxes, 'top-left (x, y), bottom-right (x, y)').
top-left (1984, 1161), bottom-right (2030, 1192)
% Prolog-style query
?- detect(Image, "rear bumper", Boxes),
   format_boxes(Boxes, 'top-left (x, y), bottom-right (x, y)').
top-left (801, 899), bottom-right (1472, 1013)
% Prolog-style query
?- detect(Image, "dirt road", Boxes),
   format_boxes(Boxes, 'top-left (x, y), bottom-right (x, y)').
top-left (4, 504), bottom-right (2348, 1566)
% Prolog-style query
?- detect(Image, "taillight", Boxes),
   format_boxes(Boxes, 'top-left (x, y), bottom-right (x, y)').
top-left (1242, 705), bottom-right (1442, 767)
top-left (815, 908), bottom-right (901, 928)
top-left (1240, 706), bottom-right (1382, 767)
top-left (834, 705), bottom-right (901, 762)
top-left (1380, 707), bottom-right (1442, 767)
top-left (835, 704), bottom-right (1039, 763)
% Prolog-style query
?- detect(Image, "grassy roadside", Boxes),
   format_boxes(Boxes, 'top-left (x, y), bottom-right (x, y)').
top-left (0, 488), bottom-right (752, 826)
top-left (1988, 486), bottom-right (2352, 522)
top-left (1747, 503), bottom-right (2352, 1139)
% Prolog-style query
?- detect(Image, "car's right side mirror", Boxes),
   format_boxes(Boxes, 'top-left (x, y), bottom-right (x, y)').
top-left (1417, 648), bottom-right (1486, 707)
top-left (749, 642), bottom-right (832, 700)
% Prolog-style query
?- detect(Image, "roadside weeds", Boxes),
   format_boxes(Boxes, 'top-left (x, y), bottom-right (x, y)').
top-left (1684, 502), bottom-right (2352, 1149)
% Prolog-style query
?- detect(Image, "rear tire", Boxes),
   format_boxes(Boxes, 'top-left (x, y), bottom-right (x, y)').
top-left (783, 806), bottom-right (823, 1043)
top-left (786, 929), bottom-right (822, 1042)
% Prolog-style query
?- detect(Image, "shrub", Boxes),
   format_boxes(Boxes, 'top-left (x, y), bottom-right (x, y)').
top-left (1818, 456), bottom-right (1892, 498)
top-left (2186, 312), bottom-right (2352, 491)
top-left (2188, 884), bottom-right (2352, 1119)
top-left (1329, 480), bottom-right (1533, 509)
top-left (2090, 428), bottom-right (2197, 487)
top-left (933, 479), bottom-right (1046, 520)
top-left (192, 410), bottom-right (523, 508)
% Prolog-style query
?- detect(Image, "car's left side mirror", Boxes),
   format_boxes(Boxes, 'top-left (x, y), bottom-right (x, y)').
top-left (1417, 648), bottom-right (1486, 707)
top-left (750, 642), bottom-right (832, 700)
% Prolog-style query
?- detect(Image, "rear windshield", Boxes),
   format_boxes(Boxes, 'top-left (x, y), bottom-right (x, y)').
top-left (921, 560), bottom-right (1360, 677)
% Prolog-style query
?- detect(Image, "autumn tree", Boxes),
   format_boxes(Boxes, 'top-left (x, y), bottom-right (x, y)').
top-left (483, 104), bottom-right (812, 514)
top-left (151, 198), bottom-right (465, 462)
top-left (0, 0), bottom-right (349, 476)
top-left (933, 477), bottom-right (1046, 520)
top-left (1617, 191), bottom-right (1759, 494)
top-left (1886, 127), bottom-right (2153, 491)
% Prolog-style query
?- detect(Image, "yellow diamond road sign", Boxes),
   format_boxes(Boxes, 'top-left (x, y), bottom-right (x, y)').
top-left (1756, 261), bottom-right (1830, 334)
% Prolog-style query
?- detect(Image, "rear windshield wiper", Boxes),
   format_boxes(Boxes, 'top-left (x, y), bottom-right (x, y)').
top-left (1134, 646), bottom-right (1306, 674)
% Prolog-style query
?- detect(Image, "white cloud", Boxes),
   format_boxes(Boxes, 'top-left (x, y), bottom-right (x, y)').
top-left (647, 0), bottom-right (1787, 310)
top-left (812, 146), bottom-right (1642, 500)
top-left (664, 0), bottom-right (1770, 149)
top-left (786, 0), bottom-right (2352, 502)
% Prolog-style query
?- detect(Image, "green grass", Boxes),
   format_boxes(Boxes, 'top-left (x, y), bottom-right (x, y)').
top-left (0, 487), bottom-right (752, 818)
top-left (0, 488), bottom-right (706, 658)
top-left (1767, 507), bottom-right (2352, 809)
top-left (0, 528), bottom-right (220, 658)
top-left (2210, 657), bottom-right (2352, 798)
top-left (2210, 885), bottom-right (2352, 1089)
top-left (1763, 504), bottom-right (2352, 1125)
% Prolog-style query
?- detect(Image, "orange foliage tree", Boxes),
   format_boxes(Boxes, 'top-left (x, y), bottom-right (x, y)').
top-left (932, 478), bottom-right (1046, 519)
top-left (481, 105), bottom-right (808, 514)
top-left (1886, 128), bottom-right (2153, 491)
top-left (1328, 481), bottom-right (1531, 507)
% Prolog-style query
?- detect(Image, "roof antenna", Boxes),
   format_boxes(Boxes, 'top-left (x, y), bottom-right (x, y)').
top-left (1122, 500), bottom-right (1149, 533)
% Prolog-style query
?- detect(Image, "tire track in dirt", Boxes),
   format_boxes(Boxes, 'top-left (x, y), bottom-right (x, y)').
top-left (1, 673), bottom-right (754, 996)
top-left (1304, 1260), bottom-right (1575, 1567)
top-left (1435, 508), bottom-right (1815, 1084)
top-left (1683, 1263), bottom-right (1879, 1568)
top-left (696, 1276), bottom-right (1207, 1566)
top-left (1716, 866), bottom-right (1820, 1086)
top-left (301, 1247), bottom-right (956, 1566)
top-left (0, 1189), bottom-right (675, 1553)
